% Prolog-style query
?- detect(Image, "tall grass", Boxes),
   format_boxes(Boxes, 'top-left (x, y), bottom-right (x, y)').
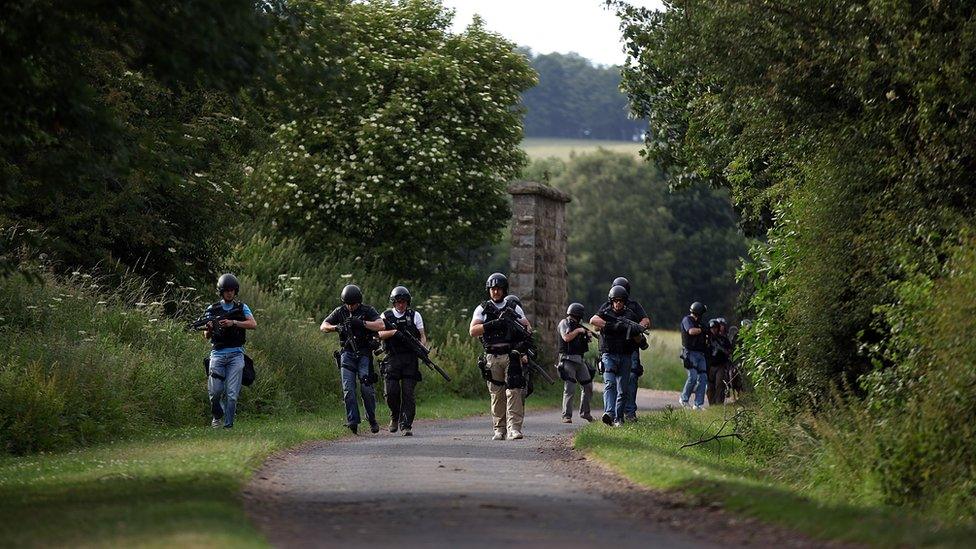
top-left (0, 235), bottom-right (500, 454)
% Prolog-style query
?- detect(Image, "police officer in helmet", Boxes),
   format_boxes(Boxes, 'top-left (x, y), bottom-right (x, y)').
top-left (590, 285), bottom-right (646, 426)
top-left (377, 286), bottom-right (427, 436)
top-left (469, 273), bottom-right (532, 441)
top-left (611, 276), bottom-right (651, 422)
top-left (204, 273), bottom-right (257, 429)
top-left (321, 285), bottom-right (386, 434)
top-left (679, 301), bottom-right (709, 409)
top-left (557, 302), bottom-right (594, 423)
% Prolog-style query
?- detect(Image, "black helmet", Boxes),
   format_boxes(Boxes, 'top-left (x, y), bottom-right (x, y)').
top-left (567, 302), bottom-right (585, 319)
top-left (217, 273), bottom-right (240, 295)
top-left (608, 285), bottom-right (629, 301)
top-left (504, 294), bottom-right (522, 308)
top-left (341, 284), bottom-right (363, 305)
top-left (389, 286), bottom-right (411, 304)
top-left (485, 272), bottom-right (508, 293)
top-left (612, 276), bottom-right (631, 293)
top-left (690, 302), bottom-right (707, 315)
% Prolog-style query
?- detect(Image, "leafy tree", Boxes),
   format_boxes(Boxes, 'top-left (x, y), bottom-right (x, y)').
top-left (612, 0), bottom-right (976, 512)
top-left (0, 0), bottom-right (270, 283)
top-left (246, 0), bottom-right (536, 278)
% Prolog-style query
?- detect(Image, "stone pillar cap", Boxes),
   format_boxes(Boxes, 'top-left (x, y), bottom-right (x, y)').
top-left (507, 180), bottom-right (571, 203)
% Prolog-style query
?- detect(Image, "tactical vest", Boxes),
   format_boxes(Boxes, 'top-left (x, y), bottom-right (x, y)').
top-left (681, 315), bottom-right (707, 352)
top-left (382, 309), bottom-right (420, 356)
top-left (336, 305), bottom-right (379, 353)
top-left (209, 301), bottom-right (247, 350)
top-left (599, 306), bottom-right (643, 355)
top-left (480, 299), bottom-right (517, 353)
top-left (558, 318), bottom-right (589, 356)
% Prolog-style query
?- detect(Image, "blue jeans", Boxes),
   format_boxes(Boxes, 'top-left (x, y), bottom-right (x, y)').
top-left (601, 353), bottom-right (632, 422)
top-left (625, 351), bottom-right (641, 416)
top-left (209, 351), bottom-right (244, 427)
top-left (340, 351), bottom-right (377, 426)
top-left (680, 350), bottom-right (707, 406)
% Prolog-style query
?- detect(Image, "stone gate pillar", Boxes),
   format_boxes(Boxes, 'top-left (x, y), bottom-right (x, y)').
top-left (507, 181), bottom-right (571, 359)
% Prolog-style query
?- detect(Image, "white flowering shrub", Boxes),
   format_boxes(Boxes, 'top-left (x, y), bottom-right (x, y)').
top-left (246, 0), bottom-right (536, 276)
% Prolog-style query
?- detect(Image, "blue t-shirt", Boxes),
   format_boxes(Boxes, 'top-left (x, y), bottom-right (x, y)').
top-left (211, 302), bottom-right (253, 356)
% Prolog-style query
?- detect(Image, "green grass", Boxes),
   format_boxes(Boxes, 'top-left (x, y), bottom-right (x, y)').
top-left (575, 406), bottom-right (975, 547)
top-left (641, 330), bottom-right (686, 391)
top-left (521, 138), bottom-right (644, 160)
top-left (0, 393), bottom-right (543, 548)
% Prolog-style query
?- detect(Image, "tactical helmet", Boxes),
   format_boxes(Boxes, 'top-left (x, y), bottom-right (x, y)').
top-left (608, 285), bottom-right (629, 302)
top-left (340, 284), bottom-right (363, 305)
top-left (689, 302), bottom-right (707, 315)
top-left (485, 272), bottom-right (508, 293)
top-left (715, 317), bottom-right (728, 325)
top-left (567, 302), bottom-right (585, 319)
top-left (612, 276), bottom-right (631, 293)
top-left (217, 273), bottom-right (240, 295)
top-left (708, 318), bottom-right (720, 329)
top-left (504, 294), bottom-right (522, 308)
top-left (390, 286), bottom-right (411, 304)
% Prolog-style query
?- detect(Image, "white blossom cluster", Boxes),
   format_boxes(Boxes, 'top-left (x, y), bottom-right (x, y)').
top-left (246, 0), bottom-right (537, 274)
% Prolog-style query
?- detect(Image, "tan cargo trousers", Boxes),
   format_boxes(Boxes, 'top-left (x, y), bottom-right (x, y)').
top-left (486, 353), bottom-right (524, 433)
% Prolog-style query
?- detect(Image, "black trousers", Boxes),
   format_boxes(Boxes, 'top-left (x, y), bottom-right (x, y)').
top-left (385, 377), bottom-right (418, 428)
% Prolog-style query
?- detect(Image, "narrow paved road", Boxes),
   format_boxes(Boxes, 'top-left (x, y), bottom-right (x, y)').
top-left (244, 389), bottom-right (825, 548)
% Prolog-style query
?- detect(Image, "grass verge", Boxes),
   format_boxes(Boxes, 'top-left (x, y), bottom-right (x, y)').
top-left (574, 405), bottom-right (974, 547)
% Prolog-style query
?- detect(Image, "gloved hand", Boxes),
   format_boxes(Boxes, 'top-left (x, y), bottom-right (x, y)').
top-left (348, 317), bottom-right (365, 330)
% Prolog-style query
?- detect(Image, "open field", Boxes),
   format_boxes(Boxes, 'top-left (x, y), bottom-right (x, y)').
top-left (522, 138), bottom-right (644, 160)
top-left (642, 329), bottom-right (686, 391)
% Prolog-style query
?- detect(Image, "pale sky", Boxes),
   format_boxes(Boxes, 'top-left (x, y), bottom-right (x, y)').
top-left (443, 0), bottom-right (665, 66)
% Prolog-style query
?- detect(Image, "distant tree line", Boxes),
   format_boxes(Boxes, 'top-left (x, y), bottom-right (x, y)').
top-left (520, 50), bottom-right (644, 141)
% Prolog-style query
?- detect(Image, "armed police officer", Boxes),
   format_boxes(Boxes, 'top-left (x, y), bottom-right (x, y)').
top-left (557, 303), bottom-right (595, 423)
top-left (377, 286), bottom-right (426, 436)
top-left (203, 273), bottom-right (257, 429)
top-left (611, 276), bottom-right (651, 422)
top-left (469, 273), bottom-right (532, 441)
top-left (320, 285), bottom-right (386, 434)
top-left (590, 285), bottom-right (646, 427)
top-left (679, 302), bottom-right (709, 409)
top-left (706, 318), bottom-right (734, 405)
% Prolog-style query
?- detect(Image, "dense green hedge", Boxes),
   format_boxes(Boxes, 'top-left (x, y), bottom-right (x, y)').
top-left (613, 0), bottom-right (976, 518)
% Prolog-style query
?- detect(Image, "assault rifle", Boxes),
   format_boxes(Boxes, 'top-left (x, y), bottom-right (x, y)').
top-left (395, 329), bottom-right (451, 382)
top-left (187, 307), bottom-right (235, 332)
top-left (340, 315), bottom-right (360, 354)
top-left (492, 309), bottom-right (555, 385)
top-left (567, 318), bottom-right (598, 343)
top-left (523, 353), bottom-right (555, 385)
top-left (597, 311), bottom-right (649, 341)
